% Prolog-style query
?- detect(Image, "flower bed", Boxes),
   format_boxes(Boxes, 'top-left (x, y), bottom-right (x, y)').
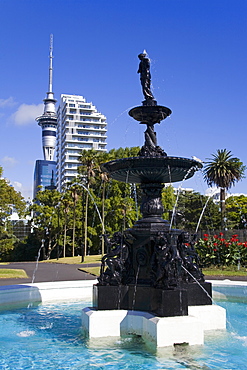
top-left (195, 233), bottom-right (247, 267)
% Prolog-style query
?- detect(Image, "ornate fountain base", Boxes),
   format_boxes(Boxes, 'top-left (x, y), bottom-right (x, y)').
top-left (93, 282), bottom-right (212, 317)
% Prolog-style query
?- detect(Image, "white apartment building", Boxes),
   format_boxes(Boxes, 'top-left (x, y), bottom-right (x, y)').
top-left (56, 94), bottom-right (107, 191)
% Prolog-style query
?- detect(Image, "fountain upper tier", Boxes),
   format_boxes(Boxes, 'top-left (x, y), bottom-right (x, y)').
top-left (101, 156), bottom-right (202, 184)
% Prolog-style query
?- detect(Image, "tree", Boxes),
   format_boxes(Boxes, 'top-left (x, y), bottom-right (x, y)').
top-left (78, 147), bottom-right (141, 255)
top-left (175, 191), bottom-right (221, 231)
top-left (30, 189), bottom-right (62, 259)
top-left (203, 149), bottom-right (246, 228)
top-left (0, 166), bottom-right (26, 260)
top-left (78, 149), bottom-right (104, 257)
top-left (161, 185), bottom-right (176, 221)
top-left (226, 195), bottom-right (247, 229)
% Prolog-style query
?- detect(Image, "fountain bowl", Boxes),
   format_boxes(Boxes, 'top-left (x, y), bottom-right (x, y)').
top-left (129, 105), bottom-right (172, 124)
top-left (101, 156), bottom-right (203, 184)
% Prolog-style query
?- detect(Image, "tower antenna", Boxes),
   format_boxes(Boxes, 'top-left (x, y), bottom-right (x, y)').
top-left (48, 34), bottom-right (53, 93)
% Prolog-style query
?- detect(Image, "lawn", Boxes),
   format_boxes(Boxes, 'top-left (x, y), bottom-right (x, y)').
top-left (0, 269), bottom-right (28, 279)
top-left (43, 255), bottom-right (102, 264)
top-left (203, 266), bottom-right (247, 277)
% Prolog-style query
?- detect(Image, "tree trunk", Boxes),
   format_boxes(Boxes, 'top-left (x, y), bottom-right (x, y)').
top-left (72, 202), bottom-right (76, 257)
top-left (84, 188), bottom-right (89, 257)
top-left (101, 181), bottom-right (105, 256)
top-left (220, 187), bottom-right (226, 229)
top-left (63, 222), bottom-right (67, 258)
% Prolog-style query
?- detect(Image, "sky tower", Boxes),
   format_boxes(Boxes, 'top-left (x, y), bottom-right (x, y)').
top-left (36, 34), bottom-right (57, 161)
top-left (33, 35), bottom-right (57, 198)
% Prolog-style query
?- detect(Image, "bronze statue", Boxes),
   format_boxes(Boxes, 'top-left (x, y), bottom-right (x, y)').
top-left (99, 232), bottom-right (129, 285)
top-left (177, 232), bottom-right (204, 283)
top-left (138, 52), bottom-right (154, 101)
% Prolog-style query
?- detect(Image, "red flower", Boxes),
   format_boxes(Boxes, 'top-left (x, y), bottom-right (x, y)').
top-left (213, 235), bottom-right (218, 239)
top-left (204, 234), bottom-right (209, 237)
top-left (213, 249), bottom-right (217, 252)
top-left (213, 243), bottom-right (218, 246)
top-left (219, 232), bottom-right (223, 236)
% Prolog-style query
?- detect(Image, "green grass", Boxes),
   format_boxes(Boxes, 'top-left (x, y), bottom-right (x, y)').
top-left (42, 255), bottom-right (102, 265)
top-left (203, 266), bottom-right (247, 277)
top-left (0, 269), bottom-right (28, 279)
top-left (80, 265), bottom-right (247, 278)
top-left (79, 266), bottom-right (100, 276)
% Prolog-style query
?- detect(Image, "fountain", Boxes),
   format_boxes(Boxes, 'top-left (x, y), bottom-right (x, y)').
top-left (82, 52), bottom-right (226, 347)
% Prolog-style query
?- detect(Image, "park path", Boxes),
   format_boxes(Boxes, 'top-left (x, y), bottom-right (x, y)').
top-left (0, 262), bottom-right (98, 286)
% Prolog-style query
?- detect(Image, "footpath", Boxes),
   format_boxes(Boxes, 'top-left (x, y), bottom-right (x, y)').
top-left (0, 262), bottom-right (98, 286)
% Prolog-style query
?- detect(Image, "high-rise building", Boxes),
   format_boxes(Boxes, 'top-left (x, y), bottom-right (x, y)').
top-left (33, 35), bottom-right (57, 199)
top-left (33, 160), bottom-right (57, 195)
top-left (56, 94), bottom-right (107, 191)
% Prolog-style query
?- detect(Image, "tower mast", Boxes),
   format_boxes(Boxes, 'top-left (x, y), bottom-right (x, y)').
top-left (36, 34), bottom-right (57, 161)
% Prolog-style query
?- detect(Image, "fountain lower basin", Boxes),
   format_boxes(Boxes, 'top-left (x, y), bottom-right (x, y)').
top-left (0, 285), bottom-right (246, 369)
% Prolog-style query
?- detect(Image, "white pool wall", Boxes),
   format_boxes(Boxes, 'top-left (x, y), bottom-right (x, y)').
top-left (0, 279), bottom-right (246, 308)
top-left (0, 279), bottom-right (96, 309)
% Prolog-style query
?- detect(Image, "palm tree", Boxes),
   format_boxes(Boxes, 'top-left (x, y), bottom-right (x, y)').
top-left (203, 149), bottom-right (246, 228)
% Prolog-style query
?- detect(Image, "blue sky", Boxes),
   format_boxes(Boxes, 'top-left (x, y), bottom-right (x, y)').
top-left (0, 0), bottom-right (246, 200)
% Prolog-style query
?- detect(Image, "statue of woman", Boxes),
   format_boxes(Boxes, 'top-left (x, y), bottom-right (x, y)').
top-left (137, 52), bottom-right (154, 101)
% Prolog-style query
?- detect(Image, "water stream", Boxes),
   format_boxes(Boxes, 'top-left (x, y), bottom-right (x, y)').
top-left (195, 188), bottom-right (218, 233)
top-left (181, 265), bottom-right (214, 304)
top-left (132, 265), bottom-right (140, 310)
top-left (31, 239), bottom-right (45, 284)
top-left (72, 182), bottom-right (105, 233)
top-left (169, 167), bottom-right (196, 231)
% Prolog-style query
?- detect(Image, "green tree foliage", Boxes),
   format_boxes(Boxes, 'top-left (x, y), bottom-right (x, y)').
top-left (30, 189), bottom-right (63, 259)
top-left (173, 191), bottom-right (221, 231)
top-left (203, 149), bottom-right (246, 227)
top-left (226, 195), bottom-right (247, 229)
top-left (78, 147), bottom-right (141, 255)
top-left (162, 185), bottom-right (176, 220)
top-left (0, 166), bottom-right (26, 261)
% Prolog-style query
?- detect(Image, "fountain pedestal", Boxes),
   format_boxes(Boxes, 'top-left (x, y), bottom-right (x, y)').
top-left (82, 304), bottom-right (226, 347)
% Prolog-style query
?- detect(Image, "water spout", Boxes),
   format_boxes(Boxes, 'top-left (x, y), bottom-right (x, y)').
top-left (31, 239), bottom-right (45, 284)
top-left (181, 265), bottom-right (214, 304)
top-left (72, 182), bottom-right (105, 233)
top-left (169, 166), bottom-right (197, 231)
top-left (195, 188), bottom-right (218, 233)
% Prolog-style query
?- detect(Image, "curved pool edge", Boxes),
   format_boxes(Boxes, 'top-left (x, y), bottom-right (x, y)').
top-left (207, 279), bottom-right (247, 301)
top-left (0, 279), bottom-right (97, 309)
top-left (0, 279), bottom-right (246, 309)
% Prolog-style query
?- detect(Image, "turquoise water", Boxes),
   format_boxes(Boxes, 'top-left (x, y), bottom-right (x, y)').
top-left (0, 291), bottom-right (246, 369)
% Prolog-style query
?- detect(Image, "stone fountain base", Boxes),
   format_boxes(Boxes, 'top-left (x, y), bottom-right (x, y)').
top-left (81, 304), bottom-right (226, 347)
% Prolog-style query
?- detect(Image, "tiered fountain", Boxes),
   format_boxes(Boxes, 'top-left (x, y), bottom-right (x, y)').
top-left (82, 52), bottom-right (226, 347)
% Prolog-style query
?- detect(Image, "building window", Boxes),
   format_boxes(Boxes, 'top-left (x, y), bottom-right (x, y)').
top-left (69, 104), bottom-right (75, 107)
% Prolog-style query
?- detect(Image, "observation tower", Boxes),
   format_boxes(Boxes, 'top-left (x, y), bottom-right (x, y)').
top-left (36, 34), bottom-right (57, 161)
top-left (33, 35), bottom-right (57, 198)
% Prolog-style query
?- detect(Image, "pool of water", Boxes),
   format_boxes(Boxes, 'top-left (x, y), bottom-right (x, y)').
top-left (0, 290), bottom-right (246, 370)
